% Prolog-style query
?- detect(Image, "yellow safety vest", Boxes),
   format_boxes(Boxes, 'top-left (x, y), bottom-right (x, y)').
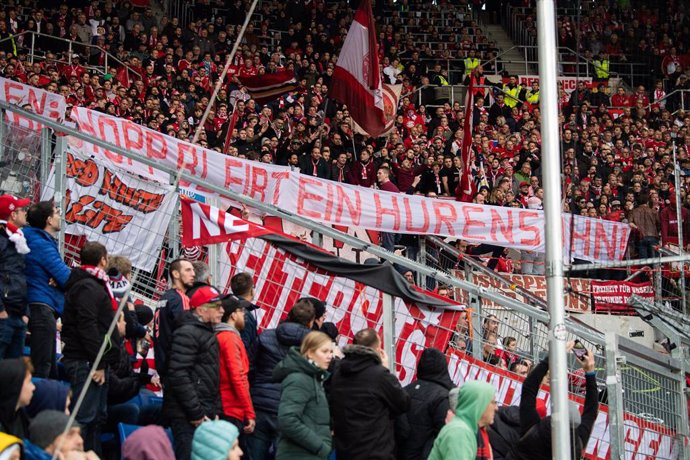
top-left (526, 90), bottom-right (539, 104)
top-left (464, 57), bottom-right (480, 75)
top-left (437, 75), bottom-right (449, 86)
top-left (593, 59), bottom-right (609, 79)
top-left (503, 85), bottom-right (521, 108)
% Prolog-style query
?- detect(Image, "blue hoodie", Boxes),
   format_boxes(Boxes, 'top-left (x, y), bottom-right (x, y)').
top-left (23, 227), bottom-right (71, 315)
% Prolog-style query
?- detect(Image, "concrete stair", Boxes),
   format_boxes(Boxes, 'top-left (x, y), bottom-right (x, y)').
top-left (484, 24), bottom-right (536, 75)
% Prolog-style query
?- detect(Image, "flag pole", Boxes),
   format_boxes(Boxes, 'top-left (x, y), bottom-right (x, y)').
top-left (536, 0), bottom-right (572, 458)
top-left (175, 0), bottom-right (259, 188)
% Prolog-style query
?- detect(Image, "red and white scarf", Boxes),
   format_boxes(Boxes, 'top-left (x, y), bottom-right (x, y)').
top-left (0, 220), bottom-right (30, 255)
top-left (81, 265), bottom-right (118, 311)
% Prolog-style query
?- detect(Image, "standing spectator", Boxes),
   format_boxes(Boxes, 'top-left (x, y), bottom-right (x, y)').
top-left (330, 328), bottom-right (411, 460)
top-left (0, 194), bottom-right (30, 360)
top-left (273, 331), bottom-right (333, 459)
top-left (231, 272), bottom-right (260, 369)
top-left (660, 196), bottom-right (690, 248)
top-left (107, 256), bottom-right (147, 344)
top-left (164, 284), bottom-right (224, 460)
top-left (427, 381), bottom-right (497, 460)
top-left (396, 348), bottom-right (454, 460)
top-left (61, 241), bottom-right (120, 454)
top-left (348, 150), bottom-right (377, 188)
top-left (0, 358), bottom-right (35, 438)
top-left (300, 147), bottom-right (330, 179)
top-left (377, 166), bottom-right (400, 252)
top-left (153, 258), bottom-right (195, 379)
top-left (629, 193), bottom-right (661, 259)
top-left (216, 295), bottom-right (256, 436)
top-left (23, 200), bottom-right (70, 378)
top-left (247, 300), bottom-right (315, 460)
top-left (510, 343), bottom-right (598, 460)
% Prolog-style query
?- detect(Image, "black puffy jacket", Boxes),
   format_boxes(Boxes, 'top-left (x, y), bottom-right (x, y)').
top-left (251, 321), bottom-right (311, 415)
top-left (61, 268), bottom-right (120, 369)
top-left (107, 339), bottom-right (151, 405)
top-left (163, 311), bottom-right (221, 421)
top-left (0, 229), bottom-right (27, 315)
top-left (330, 345), bottom-right (411, 460)
top-left (488, 405), bottom-right (522, 460)
top-left (395, 348), bottom-right (454, 460)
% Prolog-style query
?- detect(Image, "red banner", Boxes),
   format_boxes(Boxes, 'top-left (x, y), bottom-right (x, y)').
top-left (218, 237), bottom-right (461, 386)
top-left (454, 271), bottom-right (591, 312)
top-left (591, 280), bottom-right (654, 315)
top-left (446, 349), bottom-right (679, 459)
top-left (180, 196), bottom-right (270, 247)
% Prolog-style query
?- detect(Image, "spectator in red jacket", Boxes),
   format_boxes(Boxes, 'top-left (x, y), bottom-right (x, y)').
top-left (216, 295), bottom-right (256, 437)
top-left (660, 196), bottom-right (690, 248)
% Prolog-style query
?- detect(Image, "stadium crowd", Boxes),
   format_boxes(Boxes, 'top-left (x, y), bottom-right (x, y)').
top-left (0, 0), bottom-right (685, 457)
top-left (0, 214), bottom-right (600, 460)
top-left (0, 0), bottom-right (688, 271)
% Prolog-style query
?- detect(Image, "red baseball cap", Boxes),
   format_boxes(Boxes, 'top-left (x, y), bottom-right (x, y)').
top-left (519, 181), bottom-right (530, 188)
top-left (0, 195), bottom-right (30, 220)
top-left (189, 285), bottom-right (222, 308)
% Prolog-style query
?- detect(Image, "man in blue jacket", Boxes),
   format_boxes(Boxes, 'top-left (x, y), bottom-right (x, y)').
top-left (24, 201), bottom-right (71, 378)
top-left (0, 194), bottom-right (31, 360)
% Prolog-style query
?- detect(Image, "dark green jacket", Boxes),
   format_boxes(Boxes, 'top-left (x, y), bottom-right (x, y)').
top-left (273, 347), bottom-right (331, 459)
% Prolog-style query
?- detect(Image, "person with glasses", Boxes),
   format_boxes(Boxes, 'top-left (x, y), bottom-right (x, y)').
top-left (0, 194), bottom-right (31, 360)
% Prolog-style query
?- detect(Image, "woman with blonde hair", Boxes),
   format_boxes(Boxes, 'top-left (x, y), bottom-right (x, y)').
top-left (273, 331), bottom-right (333, 459)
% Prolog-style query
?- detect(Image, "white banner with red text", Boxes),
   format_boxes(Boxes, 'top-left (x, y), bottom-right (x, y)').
top-left (0, 76), bottom-right (66, 129)
top-left (218, 237), bottom-right (461, 386)
top-left (69, 107), bottom-right (631, 262)
top-left (447, 349), bottom-right (680, 460)
top-left (42, 148), bottom-right (177, 271)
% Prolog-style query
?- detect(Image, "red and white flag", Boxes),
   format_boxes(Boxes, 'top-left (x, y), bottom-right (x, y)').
top-left (180, 196), bottom-right (270, 247)
top-left (457, 71), bottom-right (476, 202)
top-left (328, 0), bottom-right (386, 137)
top-left (236, 71), bottom-right (298, 104)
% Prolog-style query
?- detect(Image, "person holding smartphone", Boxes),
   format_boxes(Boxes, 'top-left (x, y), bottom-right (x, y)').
top-left (507, 341), bottom-right (599, 460)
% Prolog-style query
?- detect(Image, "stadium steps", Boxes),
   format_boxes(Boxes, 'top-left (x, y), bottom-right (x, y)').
top-left (483, 25), bottom-right (535, 75)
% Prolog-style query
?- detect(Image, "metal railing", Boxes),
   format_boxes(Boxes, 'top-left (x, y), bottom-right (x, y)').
top-left (1, 91), bottom-right (689, 458)
top-left (502, 3), bottom-right (656, 87)
top-left (0, 31), bottom-right (141, 81)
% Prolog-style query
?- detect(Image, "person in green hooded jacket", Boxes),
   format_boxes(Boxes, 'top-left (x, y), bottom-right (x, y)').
top-left (428, 380), bottom-right (497, 460)
top-left (273, 331), bottom-right (333, 460)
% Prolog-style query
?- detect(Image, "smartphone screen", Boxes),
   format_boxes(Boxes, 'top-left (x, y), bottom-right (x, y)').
top-left (573, 341), bottom-right (587, 360)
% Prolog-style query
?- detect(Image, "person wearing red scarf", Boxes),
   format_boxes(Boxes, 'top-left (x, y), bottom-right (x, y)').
top-left (61, 241), bottom-right (121, 455)
top-left (0, 194), bottom-right (30, 360)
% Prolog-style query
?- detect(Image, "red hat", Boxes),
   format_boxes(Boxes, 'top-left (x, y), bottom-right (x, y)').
top-left (0, 195), bottom-right (30, 220)
top-left (189, 285), bottom-right (222, 308)
top-left (519, 181), bottom-right (530, 188)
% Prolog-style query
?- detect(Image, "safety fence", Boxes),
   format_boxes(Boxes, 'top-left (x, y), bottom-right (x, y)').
top-left (0, 102), bottom-right (688, 459)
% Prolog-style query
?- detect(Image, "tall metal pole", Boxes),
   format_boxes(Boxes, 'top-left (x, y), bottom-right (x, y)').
top-left (536, 0), bottom-right (571, 458)
top-left (672, 144), bottom-right (687, 315)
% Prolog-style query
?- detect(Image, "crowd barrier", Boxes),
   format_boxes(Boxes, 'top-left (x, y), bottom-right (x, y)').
top-left (0, 91), bottom-right (688, 459)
